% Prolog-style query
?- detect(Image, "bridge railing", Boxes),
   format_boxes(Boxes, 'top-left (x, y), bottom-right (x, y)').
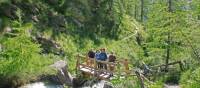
top-left (76, 54), bottom-right (131, 77)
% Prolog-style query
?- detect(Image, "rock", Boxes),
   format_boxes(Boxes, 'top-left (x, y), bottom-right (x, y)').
top-left (4, 26), bottom-right (12, 33)
top-left (34, 35), bottom-right (64, 55)
top-left (50, 60), bottom-right (74, 86)
top-left (81, 80), bottom-right (114, 88)
top-left (3, 26), bottom-right (18, 37)
top-left (32, 16), bottom-right (39, 22)
top-left (50, 60), bottom-right (114, 88)
top-left (103, 81), bottom-right (114, 88)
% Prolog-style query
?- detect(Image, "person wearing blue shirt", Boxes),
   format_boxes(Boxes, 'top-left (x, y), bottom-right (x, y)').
top-left (95, 50), bottom-right (101, 68)
top-left (142, 61), bottom-right (151, 76)
top-left (95, 50), bottom-right (100, 60)
top-left (99, 48), bottom-right (108, 69)
top-left (99, 52), bottom-right (107, 61)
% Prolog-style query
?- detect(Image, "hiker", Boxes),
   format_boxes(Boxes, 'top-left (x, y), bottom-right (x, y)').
top-left (88, 49), bottom-right (95, 58)
top-left (95, 50), bottom-right (101, 68)
top-left (142, 61), bottom-right (151, 76)
top-left (108, 52), bottom-right (116, 71)
top-left (87, 49), bottom-right (95, 66)
top-left (123, 59), bottom-right (130, 74)
top-left (99, 48), bottom-right (108, 69)
top-left (95, 50), bottom-right (100, 60)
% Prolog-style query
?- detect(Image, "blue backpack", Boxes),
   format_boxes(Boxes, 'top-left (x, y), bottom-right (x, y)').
top-left (99, 53), bottom-right (107, 61)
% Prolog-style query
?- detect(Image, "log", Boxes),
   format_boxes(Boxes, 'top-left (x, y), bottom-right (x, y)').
top-left (151, 60), bottom-right (185, 71)
top-left (151, 61), bottom-right (182, 68)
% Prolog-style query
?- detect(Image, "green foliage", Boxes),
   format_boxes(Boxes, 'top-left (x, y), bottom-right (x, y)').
top-left (148, 81), bottom-right (163, 88)
top-left (112, 77), bottom-right (141, 88)
top-left (0, 34), bottom-right (40, 75)
top-left (0, 0), bottom-right (200, 87)
top-left (180, 68), bottom-right (200, 88)
top-left (0, 23), bottom-right (55, 87)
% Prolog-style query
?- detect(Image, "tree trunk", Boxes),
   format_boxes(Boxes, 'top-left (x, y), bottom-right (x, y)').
top-left (140, 0), bottom-right (144, 22)
top-left (165, 32), bottom-right (170, 72)
top-left (135, 4), bottom-right (138, 20)
top-left (165, 0), bottom-right (172, 72)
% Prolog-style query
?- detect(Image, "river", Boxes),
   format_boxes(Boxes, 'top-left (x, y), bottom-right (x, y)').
top-left (19, 82), bottom-right (64, 88)
top-left (19, 80), bottom-right (110, 88)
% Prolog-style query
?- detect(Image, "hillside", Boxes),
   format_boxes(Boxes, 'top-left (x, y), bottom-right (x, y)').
top-left (0, 0), bottom-right (200, 88)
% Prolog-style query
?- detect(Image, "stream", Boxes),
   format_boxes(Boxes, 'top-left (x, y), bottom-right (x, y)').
top-left (19, 80), bottom-right (110, 88)
top-left (19, 82), bottom-right (64, 88)
top-left (19, 60), bottom-right (113, 88)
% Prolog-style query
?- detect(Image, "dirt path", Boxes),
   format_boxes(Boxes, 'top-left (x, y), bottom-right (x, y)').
top-left (164, 84), bottom-right (180, 88)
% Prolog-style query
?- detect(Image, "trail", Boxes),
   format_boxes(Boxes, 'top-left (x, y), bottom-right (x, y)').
top-left (164, 84), bottom-right (180, 88)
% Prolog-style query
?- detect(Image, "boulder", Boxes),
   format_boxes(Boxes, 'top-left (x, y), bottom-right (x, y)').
top-left (4, 26), bottom-right (12, 33)
top-left (51, 60), bottom-right (114, 88)
top-left (50, 60), bottom-right (74, 86)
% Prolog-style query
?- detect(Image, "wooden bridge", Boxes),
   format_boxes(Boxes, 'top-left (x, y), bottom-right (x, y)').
top-left (76, 54), bottom-right (132, 79)
top-left (75, 54), bottom-right (185, 88)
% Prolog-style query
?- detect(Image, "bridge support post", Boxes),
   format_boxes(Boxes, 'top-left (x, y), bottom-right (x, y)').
top-left (94, 59), bottom-right (97, 77)
top-left (76, 54), bottom-right (80, 75)
top-left (135, 71), bottom-right (145, 88)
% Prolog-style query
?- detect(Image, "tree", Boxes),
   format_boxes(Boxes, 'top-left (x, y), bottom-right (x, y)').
top-left (165, 0), bottom-right (172, 72)
top-left (144, 0), bottom-right (197, 67)
top-left (140, 0), bottom-right (144, 22)
top-left (0, 23), bottom-right (52, 86)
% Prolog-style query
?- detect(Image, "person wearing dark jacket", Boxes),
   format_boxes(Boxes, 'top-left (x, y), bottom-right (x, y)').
top-left (88, 49), bottom-right (95, 58)
top-left (87, 49), bottom-right (95, 66)
top-left (108, 52), bottom-right (116, 62)
top-left (108, 52), bottom-right (116, 71)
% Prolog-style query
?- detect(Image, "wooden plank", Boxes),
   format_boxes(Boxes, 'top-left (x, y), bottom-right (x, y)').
top-left (79, 64), bottom-right (112, 79)
top-left (80, 69), bottom-right (111, 79)
top-left (79, 64), bottom-right (113, 75)
top-left (79, 64), bottom-right (95, 69)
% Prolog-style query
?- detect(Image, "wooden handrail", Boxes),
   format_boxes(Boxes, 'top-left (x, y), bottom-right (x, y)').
top-left (77, 54), bottom-right (129, 65)
top-left (76, 54), bottom-right (132, 77)
top-left (77, 54), bottom-right (117, 65)
top-left (96, 60), bottom-right (117, 65)
top-left (79, 63), bottom-right (113, 73)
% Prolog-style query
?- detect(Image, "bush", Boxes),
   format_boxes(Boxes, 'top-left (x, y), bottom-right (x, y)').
top-left (0, 24), bottom-right (54, 87)
top-left (180, 68), bottom-right (200, 88)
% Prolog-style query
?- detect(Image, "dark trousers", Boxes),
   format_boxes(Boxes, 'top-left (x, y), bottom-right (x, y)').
top-left (98, 62), bottom-right (103, 69)
top-left (97, 62), bottom-right (107, 70)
